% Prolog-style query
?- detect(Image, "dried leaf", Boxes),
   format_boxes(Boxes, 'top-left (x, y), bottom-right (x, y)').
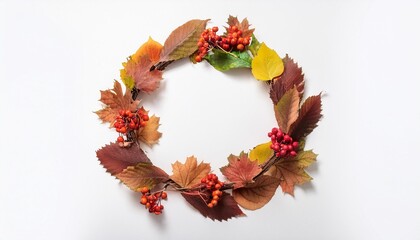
top-left (267, 150), bottom-right (317, 196)
top-left (170, 156), bottom-right (210, 188)
top-left (289, 94), bottom-right (322, 141)
top-left (181, 191), bottom-right (245, 221)
top-left (270, 55), bottom-right (305, 104)
top-left (205, 49), bottom-right (252, 72)
top-left (131, 37), bottom-right (162, 64)
top-left (138, 115), bottom-right (162, 146)
top-left (220, 152), bottom-right (261, 189)
top-left (249, 142), bottom-right (273, 164)
top-left (160, 19), bottom-right (209, 62)
top-left (274, 87), bottom-right (300, 133)
top-left (116, 163), bottom-right (169, 191)
top-left (226, 15), bottom-right (255, 38)
top-left (95, 81), bottom-right (139, 126)
top-left (233, 175), bottom-right (279, 210)
top-left (249, 34), bottom-right (261, 57)
top-left (251, 43), bottom-right (284, 81)
top-left (96, 143), bottom-right (151, 176)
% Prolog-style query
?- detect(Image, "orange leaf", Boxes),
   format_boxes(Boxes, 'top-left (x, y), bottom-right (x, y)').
top-left (95, 81), bottom-right (139, 126)
top-left (116, 163), bottom-right (169, 191)
top-left (274, 86), bottom-right (300, 133)
top-left (220, 152), bottom-right (261, 189)
top-left (233, 175), bottom-right (279, 210)
top-left (131, 37), bottom-right (162, 64)
top-left (138, 115), bottom-right (162, 146)
top-left (170, 156), bottom-right (210, 188)
top-left (267, 150), bottom-right (317, 196)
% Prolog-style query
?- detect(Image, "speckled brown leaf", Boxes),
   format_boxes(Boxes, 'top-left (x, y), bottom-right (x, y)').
top-left (116, 163), bottom-right (169, 191)
top-left (137, 115), bottom-right (162, 146)
top-left (220, 152), bottom-right (261, 189)
top-left (289, 94), bottom-right (322, 141)
top-left (96, 143), bottom-right (151, 176)
top-left (95, 81), bottom-right (139, 126)
top-left (181, 191), bottom-right (245, 221)
top-left (270, 55), bottom-right (305, 104)
top-left (233, 175), bottom-right (279, 210)
top-left (170, 156), bottom-right (210, 188)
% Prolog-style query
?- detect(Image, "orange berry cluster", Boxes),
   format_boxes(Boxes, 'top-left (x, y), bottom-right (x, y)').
top-left (195, 25), bottom-right (251, 62)
top-left (139, 187), bottom-right (167, 215)
top-left (200, 173), bottom-right (224, 208)
top-left (268, 127), bottom-right (299, 158)
top-left (114, 107), bottom-right (149, 143)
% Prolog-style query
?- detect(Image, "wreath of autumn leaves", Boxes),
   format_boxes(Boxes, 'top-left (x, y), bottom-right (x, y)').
top-left (95, 16), bottom-right (322, 221)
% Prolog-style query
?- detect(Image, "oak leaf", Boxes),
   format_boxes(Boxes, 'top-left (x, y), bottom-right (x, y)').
top-left (137, 115), bottom-right (162, 146)
top-left (95, 81), bottom-right (139, 126)
top-left (267, 150), bottom-right (317, 196)
top-left (274, 87), bottom-right (300, 133)
top-left (289, 94), bottom-right (322, 141)
top-left (249, 141), bottom-right (273, 164)
top-left (270, 55), bottom-right (305, 104)
top-left (251, 43), bottom-right (284, 81)
top-left (226, 15), bottom-right (255, 38)
top-left (116, 163), bottom-right (169, 191)
top-left (233, 175), bottom-right (279, 210)
top-left (181, 191), bottom-right (245, 221)
top-left (96, 143), bottom-right (151, 176)
top-left (220, 152), bottom-right (261, 189)
top-left (160, 19), bottom-right (209, 62)
top-left (170, 156), bottom-right (210, 188)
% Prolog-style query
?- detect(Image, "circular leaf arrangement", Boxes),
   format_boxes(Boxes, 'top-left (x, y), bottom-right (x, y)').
top-left (96, 16), bottom-right (323, 221)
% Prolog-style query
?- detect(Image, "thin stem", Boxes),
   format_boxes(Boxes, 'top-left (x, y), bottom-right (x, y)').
top-left (253, 154), bottom-right (279, 180)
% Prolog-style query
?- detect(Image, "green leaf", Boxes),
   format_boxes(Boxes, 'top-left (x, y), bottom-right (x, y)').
top-left (205, 49), bottom-right (252, 72)
top-left (249, 34), bottom-right (261, 57)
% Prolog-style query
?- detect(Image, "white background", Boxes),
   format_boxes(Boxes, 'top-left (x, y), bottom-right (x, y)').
top-left (1, 0), bottom-right (420, 239)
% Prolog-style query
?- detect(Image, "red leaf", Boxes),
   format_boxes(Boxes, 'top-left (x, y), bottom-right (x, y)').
top-left (289, 94), bottom-right (322, 141)
top-left (116, 163), bottom-right (169, 191)
top-left (270, 55), bottom-right (305, 104)
top-left (220, 152), bottom-right (261, 189)
top-left (96, 143), bottom-right (151, 176)
top-left (226, 15), bottom-right (255, 38)
top-left (233, 175), bottom-right (279, 210)
top-left (124, 56), bottom-right (163, 93)
top-left (181, 191), bottom-right (245, 221)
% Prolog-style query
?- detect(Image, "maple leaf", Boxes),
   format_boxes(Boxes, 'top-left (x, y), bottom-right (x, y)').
top-left (170, 156), bottom-right (210, 188)
top-left (270, 55), bottom-right (305, 104)
top-left (249, 141), bottom-right (274, 164)
top-left (96, 143), bottom-right (151, 176)
top-left (95, 81), bottom-right (139, 126)
top-left (160, 19), bottom-right (209, 62)
top-left (233, 175), bottom-right (279, 210)
top-left (267, 150), bottom-right (317, 196)
top-left (220, 152), bottom-right (261, 189)
top-left (226, 15), bottom-right (255, 38)
top-left (274, 87), bottom-right (300, 133)
top-left (137, 115), bottom-right (162, 146)
top-left (251, 43), bottom-right (284, 81)
top-left (181, 191), bottom-right (245, 221)
top-left (289, 94), bottom-right (322, 141)
top-left (116, 163), bottom-right (169, 191)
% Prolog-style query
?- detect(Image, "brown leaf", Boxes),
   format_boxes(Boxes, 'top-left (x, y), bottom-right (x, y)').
top-left (289, 94), bottom-right (322, 141)
top-left (116, 163), bottom-right (169, 191)
top-left (137, 115), bottom-right (162, 146)
top-left (270, 55), bottom-right (305, 104)
top-left (233, 175), bottom-right (279, 210)
top-left (267, 150), bottom-right (317, 196)
top-left (274, 87), bottom-right (300, 133)
top-left (181, 191), bottom-right (245, 221)
top-left (95, 81), bottom-right (139, 126)
top-left (123, 56), bottom-right (163, 93)
top-left (220, 152), bottom-right (261, 189)
top-left (226, 15), bottom-right (255, 38)
top-left (170, 156), bottom-right (210, 188)
top-left (160, 19), bottom-right (209, 62)
top-left (96, 143), bottom-right (151, 176)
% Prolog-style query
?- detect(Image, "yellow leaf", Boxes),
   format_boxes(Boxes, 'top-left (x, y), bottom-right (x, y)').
top-left (249, 142), bottom-right (274, 164)
top-left (251, 43), bottom-right (284, 81)
top-left (120, 68), bottom-right (135, 90)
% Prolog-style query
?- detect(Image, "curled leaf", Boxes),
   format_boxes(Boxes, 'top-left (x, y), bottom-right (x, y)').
top-left (116, 163), bottom-right (169, 191)
top-left (170, 156), bottom-right (210, 188)
top-left (220, 152), bottom-right (261, 189)
top-left (233, 175), bottom-right (279, 210)
top-left (251, 43), bottom-right (284, 81)
top-left (249, 142), bottom-right (273, 164)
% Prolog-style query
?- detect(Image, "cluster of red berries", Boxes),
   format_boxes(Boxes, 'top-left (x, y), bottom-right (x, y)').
top-left (114, 107), bottom-right (149, 143)
top-left (139, 187), bottom-right (167, 215)
top-left (200, 173), bottom-right (224, 208)
top-left (195, 25), bottom-right (251, 62)
top-left (268, 127), bottom-right (299, 158)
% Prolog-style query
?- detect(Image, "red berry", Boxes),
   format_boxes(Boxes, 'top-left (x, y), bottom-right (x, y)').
top-left (117, 136), bottom-right (124, 143)
top-left (212, 26), bottom-right (219, 32)
top-left (207, 203), bottom-right (214, 208)
top-left (211, 199), bottom-right (218, 206)
top-left (292, 141), bottom-right (299, 149)
top-left (215, 183), bottom-right (222, 190)
top-left (161, 192), bottom-right (167, 199)
top-left (140, 187), bottom-right (149, 194)
top-left (290, 151), bottom-right (297, 157)
top-left (140, 196), bottom-right (148, 205)
top-left (195, 55), bottom-right (202, 62)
